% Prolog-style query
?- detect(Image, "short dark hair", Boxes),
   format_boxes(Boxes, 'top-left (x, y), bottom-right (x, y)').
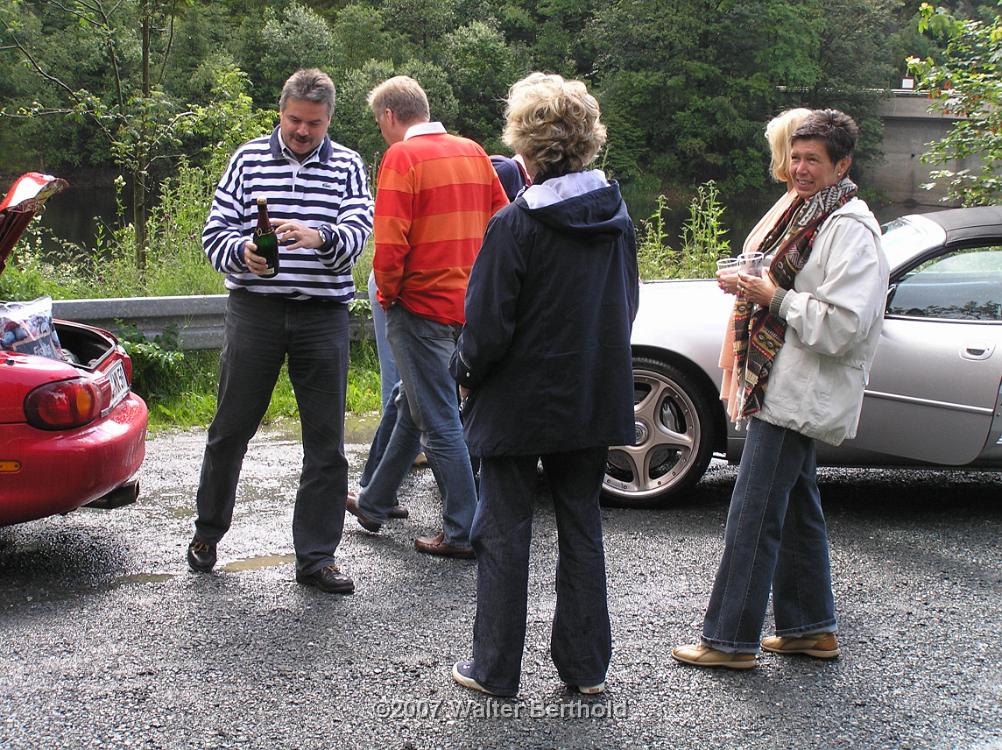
top-left (280, 68), bottom-right (336, 119)
top-left (792, 108), bottom-right (859, 164)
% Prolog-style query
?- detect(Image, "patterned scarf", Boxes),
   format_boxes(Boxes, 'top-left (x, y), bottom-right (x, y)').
top-left (733, 177), bottom-right (858, 420)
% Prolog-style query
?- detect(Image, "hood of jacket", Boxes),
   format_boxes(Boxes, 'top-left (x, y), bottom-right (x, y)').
top-left (830, 195), bottom-right (882, 244)
top-left (517, 169), bottom-right (631, 241)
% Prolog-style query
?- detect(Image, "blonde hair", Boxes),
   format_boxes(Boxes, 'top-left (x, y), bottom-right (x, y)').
top-left (367, 75), bottom-right (430, 124)
top-left (766, 107), bottom-right (812, 183)
top-left (502, 73), bottom-right (607, 177)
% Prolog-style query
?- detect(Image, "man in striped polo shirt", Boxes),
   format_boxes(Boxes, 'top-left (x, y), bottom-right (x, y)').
top-left (345, 76), bottom-right (508, 558)
top-left (186, 69), bottom-right (373, 594)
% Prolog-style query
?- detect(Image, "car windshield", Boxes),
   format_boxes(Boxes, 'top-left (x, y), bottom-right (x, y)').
top-left (880, 216), bottom-right (943, 271)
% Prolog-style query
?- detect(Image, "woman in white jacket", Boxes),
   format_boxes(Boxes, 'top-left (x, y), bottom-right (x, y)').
top-left (672, 109), bottom-right (890, 669)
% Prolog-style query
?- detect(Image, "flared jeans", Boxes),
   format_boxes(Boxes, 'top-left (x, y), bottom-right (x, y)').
top-left (702, 418), bottom-right (837, 653)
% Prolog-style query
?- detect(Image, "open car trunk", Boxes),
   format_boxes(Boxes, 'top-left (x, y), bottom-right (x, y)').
top-left (53, 319), bottom-right (120, 371)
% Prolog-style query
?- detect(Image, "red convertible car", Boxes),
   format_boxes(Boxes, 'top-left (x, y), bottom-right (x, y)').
top-left (0, 173), bottom-right (147, 526)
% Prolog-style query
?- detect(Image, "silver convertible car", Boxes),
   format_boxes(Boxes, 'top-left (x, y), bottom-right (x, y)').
top-left (602, 205), bottom-right (1002, 507)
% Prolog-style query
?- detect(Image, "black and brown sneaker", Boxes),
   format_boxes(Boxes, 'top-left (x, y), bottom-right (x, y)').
top-left (186, 539), bottom-right (216, 572)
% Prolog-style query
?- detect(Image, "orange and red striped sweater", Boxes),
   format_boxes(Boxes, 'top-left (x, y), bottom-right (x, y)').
top-left (373, 128), bottom-right (508, 325)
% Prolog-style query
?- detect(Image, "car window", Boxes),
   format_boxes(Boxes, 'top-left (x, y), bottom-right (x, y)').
top-left (887, 246), bottom-right (1002, 321)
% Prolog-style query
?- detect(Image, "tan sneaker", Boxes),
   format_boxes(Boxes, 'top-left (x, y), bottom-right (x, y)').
top-left (760, 632), bottom-right (840, 659)
top-left (671, 643), bottom-right (757, 669)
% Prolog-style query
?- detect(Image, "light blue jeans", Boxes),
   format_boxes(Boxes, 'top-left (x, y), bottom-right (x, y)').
top-left (369, 271), bottom-right (398, 408)
top-left (356, 305), bottom-right (477, 547)
top-left (702, 417), bottom-right (837, 653)
top-left (359, 272), bottom-right (418, 489)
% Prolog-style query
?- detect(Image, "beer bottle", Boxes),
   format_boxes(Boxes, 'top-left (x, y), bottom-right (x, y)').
top-left (254, 196), bottom-right (279, 277)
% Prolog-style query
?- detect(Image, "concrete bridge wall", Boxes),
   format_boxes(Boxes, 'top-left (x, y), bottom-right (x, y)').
top-left (873, 91), bottom-right (975, 207)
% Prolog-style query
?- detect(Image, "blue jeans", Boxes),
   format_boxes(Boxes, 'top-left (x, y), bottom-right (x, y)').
top-left (469, 448), bottom-right (612, 696)
top-left (357, 305), bottom-right (476, 546)
top-left (369, 271), bottom-right (398, 408)
top-left (702, 418), bottom-right (837, 653)
top-left (194, 290), bottom-right (350, 575)
top-left (360, 272), bottom-right (418, 489)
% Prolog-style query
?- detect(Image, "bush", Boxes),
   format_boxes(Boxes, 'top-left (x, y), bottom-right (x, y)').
top-left (636, 181), bottom-right (731, 280)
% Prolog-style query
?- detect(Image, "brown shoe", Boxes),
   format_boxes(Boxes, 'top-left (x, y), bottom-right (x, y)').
top-left (671, 643), bottom-right (757, 669)
top-left (345, 492), bottom-right (381, 533)
top-left (414, 531), bottom-right (474, 559)
top-left (760, 632), bottom-right (840, 659)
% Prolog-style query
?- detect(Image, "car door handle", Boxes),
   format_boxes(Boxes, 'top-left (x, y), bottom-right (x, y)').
top-left (962, 342), bottom-right (995, 360)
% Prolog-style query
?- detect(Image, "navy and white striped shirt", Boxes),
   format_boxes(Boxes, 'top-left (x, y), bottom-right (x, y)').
top-left (202, 128), bottom-right (374, 301)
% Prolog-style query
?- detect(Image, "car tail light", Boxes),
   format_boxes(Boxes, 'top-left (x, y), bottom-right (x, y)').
top-left (24, 378), bottom-right (102, 430)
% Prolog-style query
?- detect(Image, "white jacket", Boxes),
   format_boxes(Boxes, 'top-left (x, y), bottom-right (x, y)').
top-left (758, 197), bottom-right (889, 446)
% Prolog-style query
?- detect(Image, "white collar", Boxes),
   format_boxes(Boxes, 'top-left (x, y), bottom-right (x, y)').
top-left (403, 121), bottom-right (447, 140)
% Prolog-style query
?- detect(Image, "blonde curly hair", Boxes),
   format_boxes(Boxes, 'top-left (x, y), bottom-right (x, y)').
top-left (502, 73), bottom-right (607, 177)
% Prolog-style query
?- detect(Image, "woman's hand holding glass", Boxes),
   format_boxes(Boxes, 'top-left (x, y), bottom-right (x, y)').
top-left (736, 268), bottom-right (777, 307)
top-left (716, 257), bottom-right (741, 294)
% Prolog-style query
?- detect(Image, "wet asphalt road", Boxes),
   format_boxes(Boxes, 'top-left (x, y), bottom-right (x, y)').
top-left (1, 423), bottom-right (1001, 750)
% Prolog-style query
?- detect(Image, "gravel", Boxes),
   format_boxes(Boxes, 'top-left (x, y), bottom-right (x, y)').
top-left (1, 424), bottom-right (1000, 750)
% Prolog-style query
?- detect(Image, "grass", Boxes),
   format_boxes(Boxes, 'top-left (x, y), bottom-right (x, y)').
top-left (143, 341), bottom-right (383, 432)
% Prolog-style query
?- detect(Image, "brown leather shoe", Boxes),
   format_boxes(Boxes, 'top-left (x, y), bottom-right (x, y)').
top-left (761, 632), bottom-right (840, 659)
top-left (414, 531), bottom-right (474, 559)
top-left (345, 492), bottom-right (381, 533)
top-left (671, 643), bottom-right (757, 669)
top-left (387, 503), bottom-right (409, 519)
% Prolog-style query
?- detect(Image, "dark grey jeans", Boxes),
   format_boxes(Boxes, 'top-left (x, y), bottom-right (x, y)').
top-left (193, 290), bottom-right (350, 575)
top-left (469, 447), bottom-right (612, 696)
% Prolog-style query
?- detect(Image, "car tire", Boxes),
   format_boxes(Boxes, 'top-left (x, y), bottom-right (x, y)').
top-left (602, 355), bottom-right (717, 509)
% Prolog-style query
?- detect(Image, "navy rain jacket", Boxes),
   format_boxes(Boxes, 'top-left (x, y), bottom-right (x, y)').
top-left (451, 170), bottom-right (639, 457)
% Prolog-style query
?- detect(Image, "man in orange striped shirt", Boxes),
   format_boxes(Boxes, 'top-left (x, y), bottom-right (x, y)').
top-left (346, 75), bottom-right (508, 559)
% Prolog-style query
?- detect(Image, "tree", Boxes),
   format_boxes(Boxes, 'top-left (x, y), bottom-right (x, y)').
top-left (908, 1), bottom-right (1002, 205)
top-left (0, 0), bottom-right (197, 269)
top-left (441, 20), bottom-right (521, 152)
top-left (588, 0), bottom-right (895, 192)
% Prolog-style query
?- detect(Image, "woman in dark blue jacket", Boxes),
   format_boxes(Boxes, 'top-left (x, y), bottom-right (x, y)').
top-left (449, 72), bottom-right (639, 697)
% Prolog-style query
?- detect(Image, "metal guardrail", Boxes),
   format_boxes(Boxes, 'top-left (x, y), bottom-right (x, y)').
top-left (51, 294), bottom-right (374, 350)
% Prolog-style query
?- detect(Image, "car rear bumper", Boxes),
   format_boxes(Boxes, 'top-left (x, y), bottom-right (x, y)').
top-left (0, 392), bottom-right (147, 525)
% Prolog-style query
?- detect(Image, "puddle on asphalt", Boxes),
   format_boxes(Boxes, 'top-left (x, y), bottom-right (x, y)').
top-left (345, 412), bottom-right (379, 444)
top-left (219, 553), bottom-right (296, 572)
top-left (247, 414), bottom-right (378, 445)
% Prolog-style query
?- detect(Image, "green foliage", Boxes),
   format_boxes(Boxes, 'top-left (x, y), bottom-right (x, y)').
top-left (0, 222), bottom-right (92, 300)
top-left (142, 341), bottom-right (383, 429)
top-left (678, 181), bottom-right (731, 279)
top-left (116, 323), bottom-right (186, 407)
top-left (636, 194), bottom-right (674, 281)
top-left (0, 0), bottom-right (931, 291)
top-left (909, 2), bottom-right (1002, 205)
top-left (588, 0), bottom-right (894, 191)
top-left (636, 182), bottom-right (730, 281)
top-left (346, 339), bottom-right (382, 414)
top-left (259, 2), bottom-right (337, 95)
top-left (442, 20), bottom-right (521, 150)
